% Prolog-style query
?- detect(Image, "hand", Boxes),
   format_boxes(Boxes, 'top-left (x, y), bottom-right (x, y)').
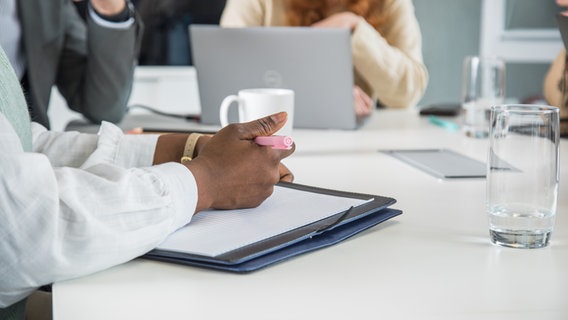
top-left (279, 163), bottom-right (294, 183)
top-left (196, 136), bottom-right (293, 183)
top-left (353, 85), bottom-right (373, 118)
top-left (89, 0), bottom-right (126, 16)
top-left (557, 0), bottom-right (568, 15)
top-left (311, 12), bottom-right (362, 32)
top-left (185, 112), bottom-right (295, 212)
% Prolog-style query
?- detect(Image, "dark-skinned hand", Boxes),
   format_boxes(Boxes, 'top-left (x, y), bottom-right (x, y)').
top-left (184, 112), bottom-right (295, 212)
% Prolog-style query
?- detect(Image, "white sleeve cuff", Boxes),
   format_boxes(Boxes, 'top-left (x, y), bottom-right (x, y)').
top-left (115, 132), bottom-right (159, 168)
top-left (146, 162), bottom-right (198, 230)
top-left (88, 3), bottom-right (135, 30)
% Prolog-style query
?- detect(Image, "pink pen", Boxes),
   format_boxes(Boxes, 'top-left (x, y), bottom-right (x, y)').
top-left (254, 135), bottom-right (294, 150)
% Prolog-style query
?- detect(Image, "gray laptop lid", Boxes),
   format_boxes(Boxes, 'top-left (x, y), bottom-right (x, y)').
top-left (189, 25), bottom-right (357, 130)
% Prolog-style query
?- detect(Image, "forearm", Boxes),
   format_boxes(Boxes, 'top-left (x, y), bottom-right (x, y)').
top-left (351, 19), bottom-right (428, 108)
top-left (153, 134), bottom-right (210, 165)
top-left (543, 49), bottom-right (566, 107)
top-left (32, 122), bottom-right (158, 168)
top-left (81, 13), bottom-right (140, 123)
top-left (220, 0), bottom-right (265, 26)
top-left (56, 0), bottom-right (141, 124)
top-left (0, 154), bottom-right (196, 308)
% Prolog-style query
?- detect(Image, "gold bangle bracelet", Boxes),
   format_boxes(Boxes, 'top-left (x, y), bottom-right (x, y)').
top-left (180, 133), bottom-right (202, 164)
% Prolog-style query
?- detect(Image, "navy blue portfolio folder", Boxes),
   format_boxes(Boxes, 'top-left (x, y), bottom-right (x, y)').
top-left (143, 182), bottom-right (401, 273)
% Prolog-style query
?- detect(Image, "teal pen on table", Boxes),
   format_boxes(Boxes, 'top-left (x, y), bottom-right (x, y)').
top-left (428, 115), bottom-right (460, 132)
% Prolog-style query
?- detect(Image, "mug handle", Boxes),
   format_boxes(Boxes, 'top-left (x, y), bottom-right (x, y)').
top-left (219, 95), bottom-right (243, 127)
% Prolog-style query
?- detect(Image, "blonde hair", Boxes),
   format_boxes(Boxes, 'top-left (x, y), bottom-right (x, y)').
top-left (285, 0), bottom-right (391, 31)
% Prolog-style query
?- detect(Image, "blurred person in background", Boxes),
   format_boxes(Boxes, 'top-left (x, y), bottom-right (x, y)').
top-left (0, 0), bottom-right (142, 128)
top-left (221, 0), bottom-right (429, 119)
top-left (543, 0), bottom-right (568, 135)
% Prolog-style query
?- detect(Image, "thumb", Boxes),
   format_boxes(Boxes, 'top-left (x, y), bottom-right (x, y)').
top-left (239, 112), bottom-right (288, 139)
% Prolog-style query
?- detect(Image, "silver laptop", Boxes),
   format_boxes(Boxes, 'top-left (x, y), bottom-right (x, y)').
top-left (189, 25), bottom-right (359, 130)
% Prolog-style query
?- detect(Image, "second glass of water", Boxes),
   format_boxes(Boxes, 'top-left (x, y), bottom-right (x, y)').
top-left (461, 56), bottom-right (506, 138)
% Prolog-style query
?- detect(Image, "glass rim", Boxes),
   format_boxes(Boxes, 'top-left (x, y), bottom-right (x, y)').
top-left (490, 104), bottom-right (559, 114)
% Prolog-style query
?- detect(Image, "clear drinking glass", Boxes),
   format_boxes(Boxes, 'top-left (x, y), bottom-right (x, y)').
top-left (486, 104), bottom-right (560, 248)
top-left (461, 56), bottom-right (506, 138)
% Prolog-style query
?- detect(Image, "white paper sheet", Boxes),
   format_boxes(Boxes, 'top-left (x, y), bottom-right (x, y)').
top-left (156, 186), bottom-right (371, 257)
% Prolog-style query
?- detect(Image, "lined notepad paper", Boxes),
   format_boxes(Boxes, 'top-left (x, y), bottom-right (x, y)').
top-left (157, 186), bottom-right (371, 257)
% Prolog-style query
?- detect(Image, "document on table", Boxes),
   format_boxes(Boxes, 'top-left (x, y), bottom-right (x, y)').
top-left (382, 149), bottom-right (487, 179)
top-left (156, 185), bottom-right (372, 257)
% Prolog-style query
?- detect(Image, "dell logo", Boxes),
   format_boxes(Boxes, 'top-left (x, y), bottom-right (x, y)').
top-left (262, 70), bottom-right (283, 87)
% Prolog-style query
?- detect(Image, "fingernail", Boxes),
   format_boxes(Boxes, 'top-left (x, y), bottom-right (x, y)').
top-left (126, 127), bottom-right (143, 134)
top-left (271, 112), bottom-right (287, 123)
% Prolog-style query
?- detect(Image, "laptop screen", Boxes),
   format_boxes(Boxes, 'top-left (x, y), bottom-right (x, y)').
top-left (190, 25), bottom-right (358, 130)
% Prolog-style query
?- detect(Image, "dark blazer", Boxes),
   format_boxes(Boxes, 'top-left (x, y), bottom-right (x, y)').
top-left (18, 0), bottom-right (142, 128)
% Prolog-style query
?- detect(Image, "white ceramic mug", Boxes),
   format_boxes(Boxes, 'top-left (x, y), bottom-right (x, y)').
top-left (219, 88), bottom-right (294, 136)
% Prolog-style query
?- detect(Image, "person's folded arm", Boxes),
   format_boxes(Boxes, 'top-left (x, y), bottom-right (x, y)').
top-left (220, 0), bottom-right (265, 26)
top-left (0, 112), bottom-right (294, 308)
top-left (0, 118), bottom-right (196, 308)
top-left (31, 122), bottom-right (158, 168)
top-left (351, 0), bottom-right (428, 108)
top-left (55, 0), bottom-right (142, 124)
top-left (89, 0), bottom-right (135, 28)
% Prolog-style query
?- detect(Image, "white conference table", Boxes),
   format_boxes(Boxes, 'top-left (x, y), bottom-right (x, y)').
top-left (54, 109), bottom-right (568, 320)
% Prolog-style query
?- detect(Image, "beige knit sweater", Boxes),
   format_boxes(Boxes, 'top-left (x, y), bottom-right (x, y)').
top-left (220, 0), bottom-right (429, 108)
